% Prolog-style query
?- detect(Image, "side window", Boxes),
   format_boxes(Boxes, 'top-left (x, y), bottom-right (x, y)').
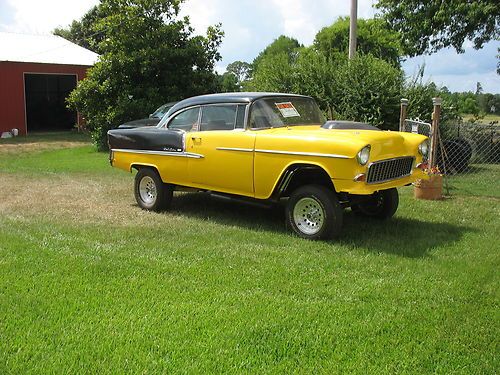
top-left (249, 101), bottom-right (273, 129)
top-left (235, 105), bottom-right (246, 129)
top-left (200, 105), bottom-right (238, 131)
top-left (168, 107), bottom-right (200, 131)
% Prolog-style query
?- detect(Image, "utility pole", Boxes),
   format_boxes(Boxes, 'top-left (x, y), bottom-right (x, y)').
top-left (349, 0), bottom-right (358, 59)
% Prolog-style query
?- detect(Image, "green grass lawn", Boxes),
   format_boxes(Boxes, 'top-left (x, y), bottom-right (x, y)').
top-left (0, 131), bottom-right (91, 144)
top-left (0, 135), bottom-right (498, 373)
top-left (444, 164), bottom-right (500, 198)
top-left (462, 113), bottom-right (500, 124)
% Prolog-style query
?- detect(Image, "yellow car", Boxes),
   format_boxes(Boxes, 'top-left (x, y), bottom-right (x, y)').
top-left (108, 92), bottom-right (429, 240)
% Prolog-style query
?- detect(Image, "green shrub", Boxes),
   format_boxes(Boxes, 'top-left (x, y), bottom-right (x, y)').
top-left (67, 0), bottom-right (223, 151)
top-left (329, 55), bottom-right (403, 129)
top-left (249, 50), bottom-right (404, 129)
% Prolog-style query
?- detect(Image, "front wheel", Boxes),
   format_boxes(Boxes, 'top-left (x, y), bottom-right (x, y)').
top-left (286, 184), bottom-right (343, 240)
top-left (351, 188), bottom-right (399, 219)
top-left (134, 168), bottom-right (173, 212)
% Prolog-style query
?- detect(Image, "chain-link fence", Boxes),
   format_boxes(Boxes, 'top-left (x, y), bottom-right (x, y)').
top-left (403, 117), bottom-right (500, 197)
top-left (439, 122), bottom-right (500, 173)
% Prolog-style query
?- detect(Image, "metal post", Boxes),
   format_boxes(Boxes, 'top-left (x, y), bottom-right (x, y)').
top-left (349, 0), bottom-right (358, 59)
top-left (429, 97), bottom-right (442, 168)
top-left (399, 98), bottom-right (409, 132)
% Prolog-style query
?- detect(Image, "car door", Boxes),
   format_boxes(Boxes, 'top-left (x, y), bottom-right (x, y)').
top-left (186, 104), bottom-right (255, 197)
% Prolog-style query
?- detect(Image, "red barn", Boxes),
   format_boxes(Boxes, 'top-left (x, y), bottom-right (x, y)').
top-left (0, 32), bottom-right (98, 135)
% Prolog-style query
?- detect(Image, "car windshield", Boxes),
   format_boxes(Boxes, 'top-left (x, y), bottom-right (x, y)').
top-left (151, 104), bottom-right (174, 118)
top-left (249, 97), bottom-right (325, 129)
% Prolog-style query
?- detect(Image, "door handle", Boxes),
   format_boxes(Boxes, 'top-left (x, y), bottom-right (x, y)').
top-left (191, 136), bottom-right (202, 145)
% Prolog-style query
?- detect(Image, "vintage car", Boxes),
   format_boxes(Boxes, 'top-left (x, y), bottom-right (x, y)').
top-left (108, 92), bottom-right (429, 240)
top-left (117, 102), bottom-right (177, 129)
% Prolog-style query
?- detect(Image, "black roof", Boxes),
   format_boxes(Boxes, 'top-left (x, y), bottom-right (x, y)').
top-left (169, 92), bottom-right (312, 114)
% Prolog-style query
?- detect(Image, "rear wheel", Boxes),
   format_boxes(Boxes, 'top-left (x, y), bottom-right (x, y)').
top-left (134, 168), bottom-right (173, 211)
top-left (351, 188), bottom-right (399, 219)
top-left (286, 184), bottom-right (343, 240)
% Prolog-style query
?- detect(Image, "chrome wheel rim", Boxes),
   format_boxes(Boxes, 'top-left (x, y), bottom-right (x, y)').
top-left (293, 197), bottom-right (324, 235)
top-left (139, 176), bottom-right (157, 204)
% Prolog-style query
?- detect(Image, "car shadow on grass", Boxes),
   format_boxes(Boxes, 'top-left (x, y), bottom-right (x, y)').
top-left (339, 212), bottom-right (472, 257)
top-left (169, 192), bottom-right (286, 233)
top-left (164, 192), bottom-right (472, 258)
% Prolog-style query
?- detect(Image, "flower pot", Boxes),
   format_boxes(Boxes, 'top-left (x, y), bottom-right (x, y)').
top-left (414, 175), bottom-right (443, 200)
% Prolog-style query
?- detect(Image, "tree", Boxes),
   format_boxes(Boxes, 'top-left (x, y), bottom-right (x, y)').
top-left (252, 35), bottom-right (302, 71)
top-left (248, 52), bottom-right (297, 93)
top-left (218, 72), bottom-right (239, 92)
top-left (225, 61), bottom-right (252, 87)
top-left (475, 82), bottom-right (483, 96)
top-left (376, 0), bottom-right (500, 56)
top-left (219, 60), bottom-right (252, 91)
top-left (314, 17), bottom-right (402, 66)
top-left (68, 0), bottom-right (223, 150)
top-left (462, 97), bottom-right (480, 115)
top-left (53, 5), bottom-right (109, 53)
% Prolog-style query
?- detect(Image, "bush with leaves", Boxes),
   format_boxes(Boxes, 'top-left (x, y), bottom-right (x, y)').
top-left (248, 52), bottom-right (298, 93)
top-left (67, 0), bottom-right (222, 150)
top-left (252, 35), bottom-right (302, 72)
top-left (249, 47), bottom-right (404, 129)
top-left (314, 17), bottom-right (402, 67)
top-left (329, 55), bottom-right (403, 129)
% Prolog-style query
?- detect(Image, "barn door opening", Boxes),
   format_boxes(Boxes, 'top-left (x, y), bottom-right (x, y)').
top-left (24, 73), bottom-right (77, 132)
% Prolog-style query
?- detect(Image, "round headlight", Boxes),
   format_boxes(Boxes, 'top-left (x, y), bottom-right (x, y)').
top-left (356, 146), bottom-right (370, 165)
top-left (418, 140), bottom-right (429, 158)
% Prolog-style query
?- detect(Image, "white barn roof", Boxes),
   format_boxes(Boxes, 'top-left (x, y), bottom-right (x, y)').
top-left (0, 32), bottom-right (99, 66)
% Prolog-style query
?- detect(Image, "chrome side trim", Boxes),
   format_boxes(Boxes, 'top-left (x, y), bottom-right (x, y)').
top-left (112, 149), bottom-right (204, 159)
top-left (216, 147), bottom-right (254, 153)
top-left (254, 149), bottom-right (349, 159)
top-left (279, 169), bottom-right (296, 194)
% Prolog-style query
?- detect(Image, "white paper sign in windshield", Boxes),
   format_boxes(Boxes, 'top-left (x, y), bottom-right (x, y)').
top-left (275, 102), bottom-right (300, 118)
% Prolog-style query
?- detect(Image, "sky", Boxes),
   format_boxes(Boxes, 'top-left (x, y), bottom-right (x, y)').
top-left (1, 0), bottom-right (498, 93)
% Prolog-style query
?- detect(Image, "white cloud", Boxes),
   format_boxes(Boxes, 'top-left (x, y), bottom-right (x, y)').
top-left (270, 0), bottom-right (318, 45)
top-left (269, 0), bottom-right (376, 46)
top-left (1, 0), bottom-right (98, 34)
top-left (425, 71), bottom-right (500, 94)
top-left (1, 0), bottom-right (497, 93)
top-left (179, 0), bottom-right (219, 34)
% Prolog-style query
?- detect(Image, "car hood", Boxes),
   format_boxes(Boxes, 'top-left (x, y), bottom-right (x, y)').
top-left (256, 125), bottom-right (426, 159)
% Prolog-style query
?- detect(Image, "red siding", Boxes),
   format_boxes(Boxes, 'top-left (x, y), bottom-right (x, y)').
top-left (0, 61), bottom-right (90, 135)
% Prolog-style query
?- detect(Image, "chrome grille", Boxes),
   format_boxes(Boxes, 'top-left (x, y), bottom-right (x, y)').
top-left (366, 157), bottom-right (414, 184)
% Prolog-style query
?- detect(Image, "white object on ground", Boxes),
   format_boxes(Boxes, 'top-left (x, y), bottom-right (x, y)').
top-left (11, 128), bottom-right (19, 136)
top-left (1, 132), bottom-right (13, 138)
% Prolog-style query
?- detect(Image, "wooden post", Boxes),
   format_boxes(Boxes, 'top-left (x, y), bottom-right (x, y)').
top-left (399, 98), bottom-right (408, 132)
top-left (429, 97), bottom-right (442, 168)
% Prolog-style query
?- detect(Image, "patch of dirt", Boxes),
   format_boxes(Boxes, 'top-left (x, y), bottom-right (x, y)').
top-left (0, 172), bottom-right (194, 230)
top-left (0, 141), bottom-right (89, 155)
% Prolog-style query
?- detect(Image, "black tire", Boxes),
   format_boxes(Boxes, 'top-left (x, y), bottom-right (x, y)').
top-left (286, 184), bottom-right (343, 240)
top-left (134, 168), bottom-right (173, 212)
top-left (351, 188), bottom-right (399, 220)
